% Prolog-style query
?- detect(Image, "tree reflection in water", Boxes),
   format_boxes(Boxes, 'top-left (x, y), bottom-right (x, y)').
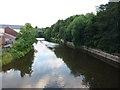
top-left (52, 44), bottom-right (120, 88)
top-left (2, 50), bottom-right (35, 77)
top-left (1, 43), bottom-right (120, 88)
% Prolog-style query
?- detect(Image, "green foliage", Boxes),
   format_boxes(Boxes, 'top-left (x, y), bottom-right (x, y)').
top-left (51, 38), bottom-right (61, 43)
top-left (69, 15), bottom-right (86, 46)
top-left (35, 28), bottom-right (45, 38)
top-left (1, 23), bottom-right (37, 66)
top-left (40, 2), bottom-right (119, 54)
top-left (44, 27), bottom-right (51, 41)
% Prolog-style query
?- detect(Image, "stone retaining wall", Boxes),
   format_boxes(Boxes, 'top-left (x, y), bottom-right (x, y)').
top-left (83, 47), bottom-right (120, 63)
top-left (65, 41), bottom-right (120, 68)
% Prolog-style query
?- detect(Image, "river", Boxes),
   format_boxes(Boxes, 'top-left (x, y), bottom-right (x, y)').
top-left (1, 40), bottom-right (120, 88)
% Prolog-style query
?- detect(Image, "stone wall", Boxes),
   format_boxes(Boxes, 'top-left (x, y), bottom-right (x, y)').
top-left (65, 41), bottom-right (120, 68)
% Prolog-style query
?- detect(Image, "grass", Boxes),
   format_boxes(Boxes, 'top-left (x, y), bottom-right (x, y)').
top-left (0, 47), bottom-right (32, 66)
top-left (2, 52), bottom-right (13, 66)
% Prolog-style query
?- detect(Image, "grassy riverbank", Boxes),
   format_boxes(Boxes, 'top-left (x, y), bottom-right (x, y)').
top-left (1, 47), bottom-right (32, 66)
top-left (1, 23), bottom-right (37, 66)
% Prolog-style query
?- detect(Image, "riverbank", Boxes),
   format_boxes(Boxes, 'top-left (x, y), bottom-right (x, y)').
top-left (65, 41), bottom-right (120, 68)
top-left (1, 47), bottom-right (34, 66)
top-left (1, 23), bottom-right (37, 67)
top-left (1, 40), bottom-right (119, 88)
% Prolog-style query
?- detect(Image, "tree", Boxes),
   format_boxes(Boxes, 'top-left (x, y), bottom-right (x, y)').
top-left (66, 15), bottom-right (86, 46)
top-left (41, 2), bottom-right (120, 54)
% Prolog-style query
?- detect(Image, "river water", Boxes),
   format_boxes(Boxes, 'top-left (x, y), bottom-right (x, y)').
top-left (1, 40), bottom-right (120, 88)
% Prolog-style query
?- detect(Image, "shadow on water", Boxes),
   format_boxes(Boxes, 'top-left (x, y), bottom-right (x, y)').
top-left (52, 44), bottom-right (120, 88)
top-left (1, 41), bottom-right (120, 88)
top-left (2, 50), bottom-right (35, 77)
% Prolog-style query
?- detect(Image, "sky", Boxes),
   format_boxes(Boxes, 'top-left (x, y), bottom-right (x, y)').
top-left (0, 0), bottom-right (109, 28)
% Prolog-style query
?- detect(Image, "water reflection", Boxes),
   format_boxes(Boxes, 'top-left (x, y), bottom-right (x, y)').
top-left (53, 45), bottom-right (120, 88)
top-left (2, 50), bottom-right (34, 77)
top-left (1, 41), bottom-right (120, 88)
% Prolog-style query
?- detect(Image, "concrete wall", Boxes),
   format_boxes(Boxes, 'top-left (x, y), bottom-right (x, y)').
top-left (83, 47), bottom-right (120, 68)
top-left (65, 41), bottom-right (120, 68)
top-left (83, 47), bottom-right (120, 63)
top-left (66, 42), bottom-right (75, 49)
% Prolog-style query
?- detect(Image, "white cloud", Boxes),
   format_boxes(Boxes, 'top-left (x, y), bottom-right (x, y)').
top-left (0, 0), bottom-right (108, 28)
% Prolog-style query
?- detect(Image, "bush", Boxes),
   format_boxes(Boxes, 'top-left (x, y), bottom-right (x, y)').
top-left (51, 38), bottom-right (61, 43)
top-left (1, 23), bottom-right (37, 66)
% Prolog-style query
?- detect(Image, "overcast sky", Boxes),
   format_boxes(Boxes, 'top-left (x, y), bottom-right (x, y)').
top-left (0, 0), bottom-right (109, 28)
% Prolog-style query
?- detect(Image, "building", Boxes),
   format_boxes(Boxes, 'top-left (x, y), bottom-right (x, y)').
top-left (0, 27), bottom-right (18, 48)
top-left (0, 24), bottom-right (24, 48)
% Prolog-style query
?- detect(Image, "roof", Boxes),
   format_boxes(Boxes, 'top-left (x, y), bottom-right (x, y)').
top-left (4, 27), bottom-right (18, 37)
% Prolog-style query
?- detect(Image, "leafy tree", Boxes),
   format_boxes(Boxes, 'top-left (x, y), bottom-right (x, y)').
top-left (2, 23), bottom-right (37, 66)
top-left (66, 15), bottom-right (86, 46)
top-left (41, 2), bottom-right (119, 54)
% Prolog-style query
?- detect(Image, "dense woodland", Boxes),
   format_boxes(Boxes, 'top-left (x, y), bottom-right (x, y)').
top-left (36, 2), bottom-right (120, 54)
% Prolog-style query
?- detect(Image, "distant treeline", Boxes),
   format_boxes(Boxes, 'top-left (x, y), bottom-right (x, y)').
top-left (36, 2), bottom-right (120, 54)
